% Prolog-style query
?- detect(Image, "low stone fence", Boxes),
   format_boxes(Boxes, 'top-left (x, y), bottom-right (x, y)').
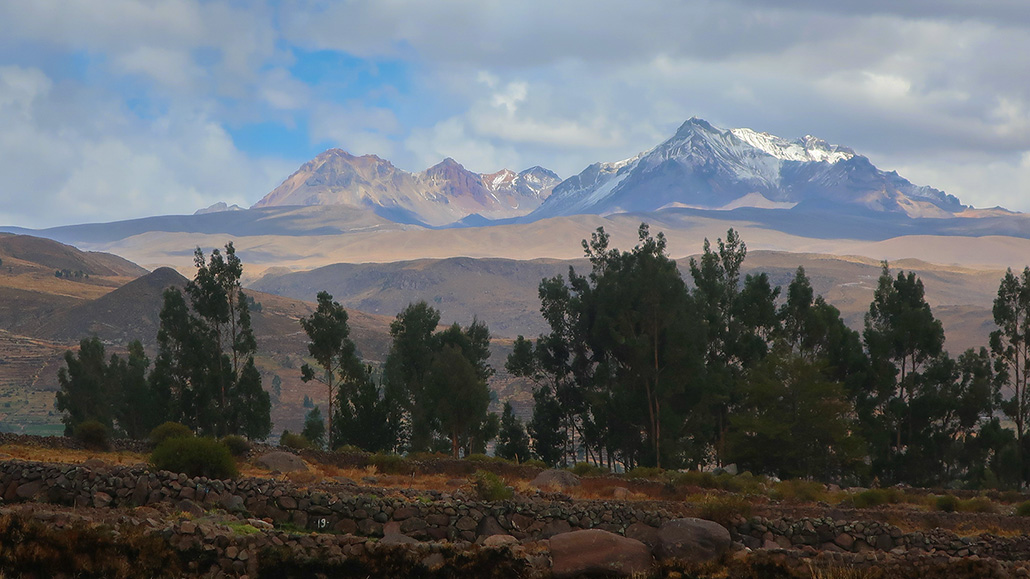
top-left (0, 431), bottom-right (151, 453)
top-left (735, 515), bottom-right (1030, 561)
top-left (0, 459), bottom-right (681, 542)
top-left (4, 457), bottom-right (1030, 565)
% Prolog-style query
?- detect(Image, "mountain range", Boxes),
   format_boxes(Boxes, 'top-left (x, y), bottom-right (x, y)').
top-left (530, 118), bottom-right (965, 220)
top-left (252, 117), bottom-right (969, 227)
top-left (252, 149), bottom-right (561, 226)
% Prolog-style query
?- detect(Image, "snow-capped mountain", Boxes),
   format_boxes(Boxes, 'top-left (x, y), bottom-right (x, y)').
top-left (530, 118), bottom-right (964, 220)
top-left (253, 150), bottom-right (560, 226)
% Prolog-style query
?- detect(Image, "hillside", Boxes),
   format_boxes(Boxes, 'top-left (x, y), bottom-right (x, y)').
top-left (250, 250), bottom-right (1003, 355)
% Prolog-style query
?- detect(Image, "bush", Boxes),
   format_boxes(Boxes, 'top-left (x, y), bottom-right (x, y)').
top-left (960, 496), bottom-right (997, 513)
top-left (698, 494), bottom-right (752, 525)
top-left (279, 430), bottom-right (311, 450)
top-left (369, 453), bottom-right (410, 475)
top-left (626, 466), bottom-right (664, 480)
top-left (935, 494), bottom-right (959, 513)
top-left (668, 470), bottom-right (718, 489)
top-left (1015, 501), bottom-right (1030, 516)
top-left (334, 444), bottom-right (368, 455)
top-left (569, 462), bottom-right (609, 477)
top-left (473, 470), bottom-right (513, 501)
top-left (149, 422), bottom-right (194, 446)
top-left (772, 479), bottom-right (827, 503)
top-left (848, 488), bottom-right (902, 509)
top-left (150, 437), bottom-right (239, 479)
top-left (220, 435), bottom-right (251, 457)
top-left (523, 459), bottom-right (548, 469)
top-left (73, 420), bottom-right (110, 450)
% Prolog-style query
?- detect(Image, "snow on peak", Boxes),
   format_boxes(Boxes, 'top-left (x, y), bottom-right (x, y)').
top-left (729, 128), bottom-right (854, 164)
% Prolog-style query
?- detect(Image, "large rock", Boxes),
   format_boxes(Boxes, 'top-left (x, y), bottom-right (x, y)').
top-left (550, 529), bottom-right (653, 578)
top-left (255, 451), bottom-right (307, 473)
top-left (655, 518), bottom-right (731, 563)
top-left (531, 469), bottom-right (580, 490)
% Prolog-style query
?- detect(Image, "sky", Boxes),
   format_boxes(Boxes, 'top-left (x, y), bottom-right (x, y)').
top-left (2, 1), bottom-right (1030, 228)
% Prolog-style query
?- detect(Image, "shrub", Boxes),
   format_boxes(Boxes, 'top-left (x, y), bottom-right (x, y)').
top-left (220, 435), bottom-right (251, 457)
top-left (848, 488), bottom-right (901, 509)
top-left (772, 479), bottom-right (827, 503)
top-left (368, 453), bottom-right (410, 475)
top-left (149, 422), bottom-right (194, 446)
top-left (569, 462), bottom-right (609, 477)
top-left (523, 459), bottom-right (548, 469)
top-left (698, 494), bottom-right (752, 525)
top-left (668, 470), bottom-right (718, 489)
top-left (279, 430), bottom-right (311, 450)
top-left (1015, 501), bottom-right (1030, 516)
top-left (73, 420), bottom-right (109, 450)
top-left (473, 470), bottom-right (514, 501)
top-left (150, 437), bottom-right (239, 479)
top-left (960, 496), bottom-right (997, 514)
top-left (334, 444), bottom-right (368, 455)
top-left (935, 494), bottom-right (959, 513)
top-left (626, 466), bottom-right (664, 480)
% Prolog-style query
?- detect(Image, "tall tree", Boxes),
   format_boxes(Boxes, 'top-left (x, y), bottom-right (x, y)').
top-left (384, 302), bottom-right (496, 454)
top-left (496, 401), bottom-right (531, 463)
top-left (300, 291), bottom-right (364, 446)
top-left (334, 368), bottom-right (400, 453)
top-left (302, 406), bottom-right (326, 449)
top-left (56, 337), bottom-right (114, 435)
top-left (991, 267), bottom-right (1030, 452)
top-left (109, 340), bottom-right (163, 439)
top-left (383, 301), bottom-right (441, 451)
top-left (688, 228), bottom-right (754, 464)
top-left (152, 243), bottom-right (270, 439)
top-left (863, 263), bottom-right (945, 478)
top-left (426, 344), bottom-right (492, 458)
top-left (728, 343), bottom-right (865, 481)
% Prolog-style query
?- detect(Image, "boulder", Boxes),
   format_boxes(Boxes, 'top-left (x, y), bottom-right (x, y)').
top-left (380, 533), bottom-right (420, 545)
top-left (625, 522), bottom-right (659, 549)
top-left (483, 534), bottom-right (519, 547)
top-left (541, 519), bottom-right (572, 538)
top-left (531, 469), bottom-right (581, 490)
top-left (255, 452), bottom-right (307, 473)
top-left (655, 518), bottom-right (731, 564)
top-left (550, 529), bottom-right (653, 578)
top-left (476, 515), bottom-right (507, 539)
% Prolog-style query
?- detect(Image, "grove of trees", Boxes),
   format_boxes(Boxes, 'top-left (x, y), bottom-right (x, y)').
top-left (57, 243), bottom-right (272, 441)
top-left (55, 229), bottom-right (1030, 490)
top-left (504, 224), bottom-right (1030, 488)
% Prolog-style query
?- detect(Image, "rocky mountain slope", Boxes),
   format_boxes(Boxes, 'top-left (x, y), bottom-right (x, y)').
top-left (252, 149), bottom-right (560, 226)
top-left (530, 118), bottom-right (965, 219)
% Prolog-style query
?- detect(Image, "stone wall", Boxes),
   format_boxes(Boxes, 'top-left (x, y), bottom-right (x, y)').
top-left (0, 458), bottom-right (680, 543)
top-left (4, 458), bottom-right (1030, 565)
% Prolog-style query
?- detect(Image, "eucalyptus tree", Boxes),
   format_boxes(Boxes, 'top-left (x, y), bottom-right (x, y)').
top-left (991, 267), bottom-right (1030, 448)
top-left (300, 291), bottom-right (365, 447)
top-left (863, 263), bottom-right (946, 477)
top-left (152, 243), bottom-right (270, 439)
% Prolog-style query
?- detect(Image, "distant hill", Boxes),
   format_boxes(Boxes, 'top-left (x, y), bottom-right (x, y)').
top-left (30, 267), bottom-right (187, 345)
top-left (0, 233), bottom-right (146, 277)
top-left (249, 251), bottom-right (1003, 356)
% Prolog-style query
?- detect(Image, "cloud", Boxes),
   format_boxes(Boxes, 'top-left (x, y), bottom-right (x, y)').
top-left (0, 66), bottom-right (294, 228)
top-left (2, 0), bottom-right (1030, 224)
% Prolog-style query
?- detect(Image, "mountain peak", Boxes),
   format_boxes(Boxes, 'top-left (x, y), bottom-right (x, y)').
top-left (532, 117), bottom-right (964, 220)
top-left (676, 117), bottom-right (719, 135)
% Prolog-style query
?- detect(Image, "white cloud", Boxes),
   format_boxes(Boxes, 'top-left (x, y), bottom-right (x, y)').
top-left (0, 66), bottom-right (293, 228)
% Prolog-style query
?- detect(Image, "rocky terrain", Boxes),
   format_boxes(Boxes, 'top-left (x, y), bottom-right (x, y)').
top-left (3, 433), bottom-right (1030, 578)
